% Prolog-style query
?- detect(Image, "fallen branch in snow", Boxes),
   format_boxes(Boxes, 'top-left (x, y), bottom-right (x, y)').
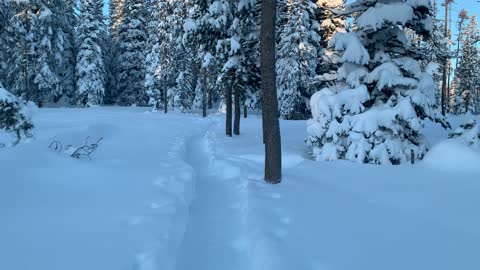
top-left (70, 137), bottom-right (103, 160)
top-left (49, 141), bottom-right (63, 152)
top-left (49, 136), bottom-right (103, 160)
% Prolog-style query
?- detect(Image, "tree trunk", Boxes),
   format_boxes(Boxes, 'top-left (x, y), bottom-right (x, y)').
top-left (440, 0), bottom-right (449, 116)
top-left (202, 68), bottom-right (207, 118)
top-left (243, 104), bottom-right (247, 118)
top-left (208, 81), bottom-right (213, 109)
top-left (226, 85), bottom-right (232, 137)
top-left (234, 86), bottom-right (240, 135)
top-left (261, 0), bottom-right (281, 184)
top-left (163, 78), bottom-right (168, 114)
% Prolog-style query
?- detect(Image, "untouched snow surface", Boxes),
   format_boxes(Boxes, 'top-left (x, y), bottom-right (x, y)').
top-left (1, 107), bottom-right (480, 270)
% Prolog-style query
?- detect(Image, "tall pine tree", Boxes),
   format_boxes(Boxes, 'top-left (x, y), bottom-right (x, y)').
top-left (116, 0), bottom-right (148, 106)
top-left (453, 15), bottom-right (480, 114)
top-left (276, 0), bottom-right (320, 120)
top-left (76, 0), bottom-right (107, 106)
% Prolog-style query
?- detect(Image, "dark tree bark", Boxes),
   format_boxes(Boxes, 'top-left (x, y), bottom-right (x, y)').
top-left (202, 67), bottom-right (207, 118)
top-left (234, 86), bottom-right (240, 135)
top-left (243, 104), bottom-right (247, 118)
top-left (261, 0), bottom-right (281, 184)
top-left (208, 81), bottom-right (213, 109)
top-left (226, 84), bottom-right (233, 137)
top-left (163, 78), bottom-right (168, 114)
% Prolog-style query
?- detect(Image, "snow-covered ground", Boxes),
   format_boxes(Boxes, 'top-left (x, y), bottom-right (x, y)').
top-left (1, 107), bottom-right (480, 270)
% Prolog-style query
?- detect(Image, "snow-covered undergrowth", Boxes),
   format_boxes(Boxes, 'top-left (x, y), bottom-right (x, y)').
top-left (0, 85), bottom-right (34, 146)
top-left (1, 108), bottom-right (479, 270)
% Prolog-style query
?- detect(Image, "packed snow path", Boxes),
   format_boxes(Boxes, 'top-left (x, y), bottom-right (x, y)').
top-left (175, 131), bottom-right (248, 270)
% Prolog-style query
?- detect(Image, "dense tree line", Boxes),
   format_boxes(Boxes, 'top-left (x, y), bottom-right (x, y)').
top-left (0, 0), bottom-right (347, 119)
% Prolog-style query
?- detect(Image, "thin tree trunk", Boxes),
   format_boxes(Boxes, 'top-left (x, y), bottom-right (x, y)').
top-left (24, 6), bottom-right (31, 103)
top-left (234, 86), bottom-right (240, 135)
top-left (226, 84), bottom-right (232, 137)
top-left (261, 0), bottom-right (281, 184)
top-left (447, 60), bottom-right (451, 112)
top-left (243, 104), bottom-right (247, 118)
top-left (202, 67), bottom-right (207, 118)
top-left (440, 0), bottom-right (450, 116)
top-left (163, 78), bottom-right (168, 114)
top-left (208, 81), bottom-right (213, 109)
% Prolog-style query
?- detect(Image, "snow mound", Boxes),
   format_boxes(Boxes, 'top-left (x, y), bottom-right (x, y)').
top-left (423, 140), bottom-right (480, 173)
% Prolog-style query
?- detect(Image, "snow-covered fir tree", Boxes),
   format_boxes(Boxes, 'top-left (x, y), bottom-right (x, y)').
top-left (106, 0), bottom-right (126, 103)
top-left (315, 0), bottom-right (347, 87)
top-left (0, 0), bottom-right (11, 83)
top-left (57, 0), bottom-right (77, 104)
top-left (449, 117), bottom-right (480, 148)
top-left (237, 0), bottom-right (261, 112)
top-left (3, 0), bottom-right (76, 106)
top-left (307, 0), bottom-right (448, 165)
top-left (0, 83), bottom-right (34, 145)
top-left (276, 0), bottom-right (320, 120)
top-left (116, 0), bottom-right (148, 106)
top-left (416, 0), bottom-right (449, 111)
top-left (75, 0), bottom-right (107, 107)
top-left (165, 1), bottom-right (201, 112)
top-left (144, 0), bottom-right (163, 110)
top-left (222, 0), bottom-right (261, 113)
top-left (453, 15), bottom-right (480, 114)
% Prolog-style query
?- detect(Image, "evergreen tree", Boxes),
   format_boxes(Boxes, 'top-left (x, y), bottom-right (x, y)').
top-left (449, 118), bottom-right (480, 147)
top-left (307, 0), bottom-right (448, 165)
top-left (422, 0), bottom-right (448, 110)
top-left (4, 0), bottom-right (76, 106)
top-left (58, 0), bottom-right (77, 104)
top-left (168, 1), bottom-right (201, 112)
top-left (315, 0), bottom-right (347, 87)
top-left (276, 0), bottom-right (320, 120)
top-left (116, 0), bottom-right (148, 106)
top-left (454, 15), bottom-right (480, 114)
top-left (107, 0), bottom-right (126, 103)
top-left (238, 0), bottom-right (261, 113)
top-left (144, 0), bottom-right (163, 110)
top-left (0, 0), bottom-right (11, 83)
top-left (76, 0), bottom-right (107, 106)
top-left (0, 83), bottom-right (34, 145)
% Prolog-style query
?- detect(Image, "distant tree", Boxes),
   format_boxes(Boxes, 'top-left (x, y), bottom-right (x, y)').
top-left (315, 0), bottom-right (347, 87)
top-left (144, 0), bottom-right (162, 111)
top-left (422, 0), bottom-right (449, 109)
top-left (76, 0), bottom-right (107, 107)
top-left (116, 0), bottom-right (148, 106)
top-left (453, 15), bottom-right (480, 114)
top-left (276, 0), bottom-right (320, 120)
top-left (0, 0), bottom-right (12, 85)
top-left (5, 0), bottom-right (69, 106)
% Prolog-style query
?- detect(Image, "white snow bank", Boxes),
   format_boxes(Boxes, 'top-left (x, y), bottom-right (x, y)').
top-left (423, 140), bottom-right (480, 173)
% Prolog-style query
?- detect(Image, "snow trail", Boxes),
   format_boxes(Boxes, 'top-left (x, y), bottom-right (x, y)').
top-left (175, 129), bottom-right (248, 270)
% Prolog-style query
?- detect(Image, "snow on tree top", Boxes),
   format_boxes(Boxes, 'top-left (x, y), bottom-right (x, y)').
top-left (330, 32), bottom-right (370, 65)
top-left (357, 2), bottom-right (414, 31)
